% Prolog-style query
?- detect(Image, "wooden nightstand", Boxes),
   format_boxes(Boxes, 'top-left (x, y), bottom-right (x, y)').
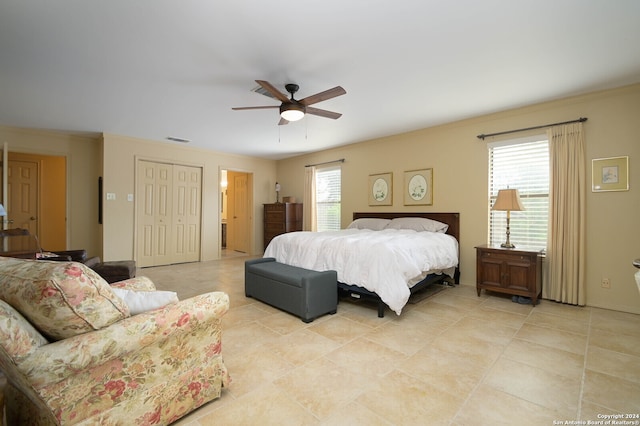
top-left (475, 244), bottom-right (543, 305)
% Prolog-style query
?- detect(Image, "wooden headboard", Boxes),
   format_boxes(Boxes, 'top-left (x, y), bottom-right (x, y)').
top-left (352, 212), bottom-right (460, 243)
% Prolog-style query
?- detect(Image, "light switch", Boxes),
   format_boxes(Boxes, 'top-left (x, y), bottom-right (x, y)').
top-left (127, 194), bottom-right (134, 202)
top-left (106, 193), bottom-right (116, 200)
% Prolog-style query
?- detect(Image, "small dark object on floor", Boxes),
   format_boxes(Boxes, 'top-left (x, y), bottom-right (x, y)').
top-left (512, 295), bottom-right (532, 305)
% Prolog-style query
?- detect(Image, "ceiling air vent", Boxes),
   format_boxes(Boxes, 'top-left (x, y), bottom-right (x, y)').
top-left (166, 137), bottom-right (190, 143)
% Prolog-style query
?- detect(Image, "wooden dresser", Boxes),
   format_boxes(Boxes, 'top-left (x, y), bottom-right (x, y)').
top-left (263, 203), bottom-right (303, 250)
top-left (475, 244), bottom-right (543, 305)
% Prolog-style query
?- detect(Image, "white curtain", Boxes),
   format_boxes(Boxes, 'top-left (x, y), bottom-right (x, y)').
top-left (544, 122), bottom-right (586, 305)
top-left (303, 166), bottom-right (316, 231)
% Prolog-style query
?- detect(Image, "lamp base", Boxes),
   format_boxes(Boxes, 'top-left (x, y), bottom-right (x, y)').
top-left (501, 216), bottom-right (515, 248)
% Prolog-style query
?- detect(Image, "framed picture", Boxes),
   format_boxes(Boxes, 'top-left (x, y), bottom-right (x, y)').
top-left (368, 172), bottom-right (393, 206)
top-left (404, 168), bottom-right (433, 205)
top-left (592, 156), bottom-right (629, 192)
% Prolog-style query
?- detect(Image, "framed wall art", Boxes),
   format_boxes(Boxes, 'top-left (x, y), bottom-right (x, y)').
top-left (368, 172), bottom-right (393, 206)
top-left (592, 156), bottom-right (629, 192)
top-left (404, 168), bottom-right (433, 205)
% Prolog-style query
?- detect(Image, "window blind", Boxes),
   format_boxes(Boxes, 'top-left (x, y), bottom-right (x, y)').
top-left (315, 166), bottom-right (341, 231)
top-left (489, 139), bottom-right (549, 250)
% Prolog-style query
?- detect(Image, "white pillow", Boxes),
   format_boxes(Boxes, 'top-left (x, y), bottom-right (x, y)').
top-left (346, 218), bottom-right (391, 231)
top-left (385, 217), bottom-right (449, 233)
top-left (111, 288), bottom-right (179, 315)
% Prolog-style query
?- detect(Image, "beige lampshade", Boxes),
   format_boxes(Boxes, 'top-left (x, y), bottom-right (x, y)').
top-left (492, 189), bottom-right (525, 211)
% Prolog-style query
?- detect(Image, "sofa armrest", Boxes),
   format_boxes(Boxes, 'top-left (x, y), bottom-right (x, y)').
top-left (83, 256), bottom-right (101, 269)
top-left (18, 291), bottom-right (229, 387)
top-left (0, 300), bottom-right (49, 363)
top-left (110, 276), bottom-right (157, 291)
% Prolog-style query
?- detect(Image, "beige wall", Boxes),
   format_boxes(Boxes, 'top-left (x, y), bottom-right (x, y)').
top-left (276, 84), bottom-right (640, 314)
top-left (101, 134), bottom-right (276, 262)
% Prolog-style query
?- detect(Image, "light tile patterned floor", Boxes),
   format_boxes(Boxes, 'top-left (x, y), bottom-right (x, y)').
top-left (142, 253), bottom-right (640, 425)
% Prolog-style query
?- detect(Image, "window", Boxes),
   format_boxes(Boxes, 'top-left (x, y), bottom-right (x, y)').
top-left (315, 166), bottom-right (341, 231)
top-left (489, 137), bottom-right (549, 251)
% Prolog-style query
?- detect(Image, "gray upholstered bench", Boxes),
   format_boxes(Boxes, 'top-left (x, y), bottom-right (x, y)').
top-left (245, 258), bottom-right (338, 322)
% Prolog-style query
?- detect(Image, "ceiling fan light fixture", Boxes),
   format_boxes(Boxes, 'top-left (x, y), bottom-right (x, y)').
top-left (280, 103), bottom-right (305, 122)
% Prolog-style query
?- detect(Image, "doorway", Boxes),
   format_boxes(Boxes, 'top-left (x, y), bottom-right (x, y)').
top-left (0, 151), bottom-right (66, 250)
top-left (221, 169), bottom-right (252, 256)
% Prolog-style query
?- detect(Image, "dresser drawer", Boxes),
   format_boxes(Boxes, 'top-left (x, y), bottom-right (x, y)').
top-left (263, 203), bottom-right (303, 250)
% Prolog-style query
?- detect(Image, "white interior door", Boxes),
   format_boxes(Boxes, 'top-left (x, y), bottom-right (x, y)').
top-left (172, 164), bottom-right (201, 263)
top-left (136, 160), bottom-right (201, 267)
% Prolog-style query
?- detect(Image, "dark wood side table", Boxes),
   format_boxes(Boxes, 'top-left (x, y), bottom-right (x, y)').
top-left (475, 244), bottom-right (544, 305)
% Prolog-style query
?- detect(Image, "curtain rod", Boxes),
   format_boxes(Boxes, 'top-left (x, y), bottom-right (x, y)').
top-left (305, 158), bottom-right (345, 167)
top-left (477, 117), bottom-right (587, 140)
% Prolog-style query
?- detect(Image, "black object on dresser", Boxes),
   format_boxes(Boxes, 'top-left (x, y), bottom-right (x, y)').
top-left (475, 244), bottom-right (543, 306)
top-left (263, 203), bottom-right (302, 250)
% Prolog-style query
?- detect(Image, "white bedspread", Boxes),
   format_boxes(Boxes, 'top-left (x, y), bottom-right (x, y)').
top-left (263, 229), bottom-right (459, 315)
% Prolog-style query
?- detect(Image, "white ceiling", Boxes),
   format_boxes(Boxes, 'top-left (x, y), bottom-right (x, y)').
top-left (1, 1), bottom-right (640, 160)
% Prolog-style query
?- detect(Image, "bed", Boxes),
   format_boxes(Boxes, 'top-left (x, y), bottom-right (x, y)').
top-left (263, 212), bottom-right (460, 317)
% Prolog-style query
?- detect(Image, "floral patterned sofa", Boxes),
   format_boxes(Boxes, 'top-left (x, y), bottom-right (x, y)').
top-left (0, 256), bottom-right (230, 425)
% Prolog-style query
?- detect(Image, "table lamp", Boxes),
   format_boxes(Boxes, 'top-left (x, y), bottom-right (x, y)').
top-left (492, 189), bottom-right (525, 248)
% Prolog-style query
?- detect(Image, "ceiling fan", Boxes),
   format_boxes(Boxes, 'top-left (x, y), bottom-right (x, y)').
top-left (232, 80), bottom-right (346, 125)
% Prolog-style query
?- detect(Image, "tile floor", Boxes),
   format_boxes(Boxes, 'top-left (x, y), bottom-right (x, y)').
top-left (141, 253), bottom-right (640, 426)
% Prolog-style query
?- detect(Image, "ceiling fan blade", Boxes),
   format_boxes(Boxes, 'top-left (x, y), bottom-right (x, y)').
top-left (278, 117), bottom-right (289, 126)
top-left (306, 106), bottom-right (342, 120)
top-left (232, 106), bottom-right (279, 110)
top-left (299, 86), bottom-right (346, 106)
top-left (255, 80), bottom-right (290, 103)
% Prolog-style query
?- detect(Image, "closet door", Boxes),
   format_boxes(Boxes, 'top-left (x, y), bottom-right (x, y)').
top-left (172, 165), bottom-right (201, 264)
top-left (137, 161), bottom-right (173, 267)
top-left (137, 161), bottom-right (202, 267)
top-left (154, 163), bottom-right (174, 265)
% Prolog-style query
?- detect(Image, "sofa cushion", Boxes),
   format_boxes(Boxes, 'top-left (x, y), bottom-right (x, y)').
top-left (0, 257), bottom-right (130, 341)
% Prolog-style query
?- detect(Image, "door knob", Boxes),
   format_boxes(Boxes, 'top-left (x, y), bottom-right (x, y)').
top-left (30, 217), bottom-right (37, 220)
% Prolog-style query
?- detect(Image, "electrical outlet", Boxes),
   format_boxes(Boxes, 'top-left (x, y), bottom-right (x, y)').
top-left (601, 278), bottom-right (611, 288)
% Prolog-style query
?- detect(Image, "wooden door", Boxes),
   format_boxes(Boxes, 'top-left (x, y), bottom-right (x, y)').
top-left (7, 160), bottom-right (39, 234)
top-left (172, 165), bottom-right (201, 263)
top-left (232, 172), bottom-right (249, 253)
